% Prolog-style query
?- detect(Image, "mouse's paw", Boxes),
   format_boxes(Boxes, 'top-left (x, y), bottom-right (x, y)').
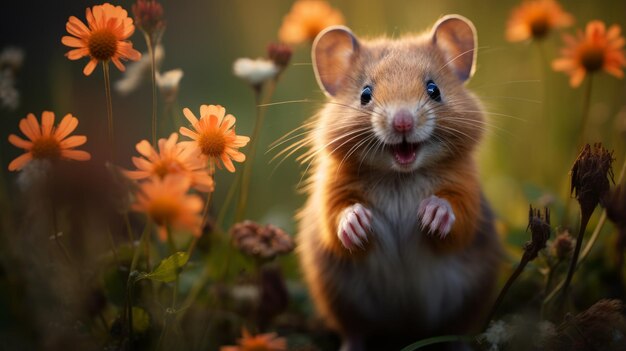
top-left (337, 203), bottom-right (372, 251)
top-left (418, 195), bottom-right (456, 238)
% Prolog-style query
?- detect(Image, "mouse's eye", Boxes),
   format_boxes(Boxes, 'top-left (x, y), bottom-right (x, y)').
top-left (360, 86), bottom-right (373, 105)
top-left (426, 80), bottom-right (441, 102)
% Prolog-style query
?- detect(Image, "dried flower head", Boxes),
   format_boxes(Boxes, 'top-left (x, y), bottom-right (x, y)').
top-left (278, 0), bottom-right (345, 45)
top-left (524, 205), bottom-right (551, 262)
top-left (132, 0), bottom-right (165, 40)
top-left (551, 229), bottom-right (574, 261)
top-left (233, 58), bottom-right (279, 87)
top-left (220, 328), bottom-right (287, 351)
top-left (124, 133), bottom-right (214, 192)
top-left (131, 175), bottom-right (203, 241)
top-left (267, 43), bottom-right (293, 69)
top-left (8, 111), bottom-right (90, 171)
top-left (62, 3), bottom-right (142, 75)
top-left (230, 221), bottom-right (294, 260)
top-left (156, 68), bottom-right (183, 103)
top-left (571, 143), bottom-right (614, 217)
top-left (543, 299), bottom-right (626, 350)
top-left (179, 104), bottom-right (250, 172)
top-left (553, 20), bottom-right (626, 87)
top-left (506, 0), bottom-right (573, 42)
top-left (605, 185), bottom-right (626, 230)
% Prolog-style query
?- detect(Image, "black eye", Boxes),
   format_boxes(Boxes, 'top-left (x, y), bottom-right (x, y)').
top-left (426, 80), bottom-right (441, 102)
top-left (360, 86), bottom-right (372, 105)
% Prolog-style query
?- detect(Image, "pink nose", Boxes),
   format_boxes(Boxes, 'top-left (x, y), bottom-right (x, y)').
top-left (392, 110), bottom-right (414, 133)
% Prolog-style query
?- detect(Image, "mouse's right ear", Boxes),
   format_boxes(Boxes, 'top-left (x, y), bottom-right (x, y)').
top-left (312, 26), bottom-right (360, 97)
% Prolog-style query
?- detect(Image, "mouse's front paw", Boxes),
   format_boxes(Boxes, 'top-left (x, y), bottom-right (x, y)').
top-left (418, 195), bottom-right (455, 238)
top-left (337, 203), bottom-right (372, 251)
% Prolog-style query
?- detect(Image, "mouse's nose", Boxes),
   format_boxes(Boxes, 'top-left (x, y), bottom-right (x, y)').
top-left (392, 110), bottom-right (414, 133)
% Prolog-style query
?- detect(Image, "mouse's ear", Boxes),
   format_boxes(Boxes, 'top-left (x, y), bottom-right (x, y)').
top-left (431, 15), bottom-right (477, 82)
top-left (312, 26), bottom-right (360, 97)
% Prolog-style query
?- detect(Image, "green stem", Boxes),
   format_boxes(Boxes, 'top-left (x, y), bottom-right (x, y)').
top-left (102, 61), bottom-right (114, 161)
top-left (234, 80), bottom-right (277, 222)
top-left (400, 335), bottom-right (472, 351)
top-left (126, 221), bottom-right (151, 349)
top-left (145, 32), bottom-right (158, 147)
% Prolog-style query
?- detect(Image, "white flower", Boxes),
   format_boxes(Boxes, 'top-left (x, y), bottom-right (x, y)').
top-left (156, 69), bottom-right (184, 103)
top-left (115, 44), bottom-right (164, 95)
top-left (0, 47), bottom-right (24, 70)
top-left (0, 70), bottom-right (19, 110)
top-left (233, 57), bottom-right (279, 86)
top-left (481, 320), bottom-right (512, 351)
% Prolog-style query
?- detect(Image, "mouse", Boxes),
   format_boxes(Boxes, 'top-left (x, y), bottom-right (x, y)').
top-left (296, 15), bottom-right (503, 351)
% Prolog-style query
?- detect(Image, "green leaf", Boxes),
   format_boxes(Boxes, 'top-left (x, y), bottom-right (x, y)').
top-left (142, 252), bottom-right (189, 283)
top-left (131, 306), bottom-right (150, 334)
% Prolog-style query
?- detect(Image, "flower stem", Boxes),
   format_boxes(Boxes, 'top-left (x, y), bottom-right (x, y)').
top-left (482, 259), bottom-right (529, 331)
top-left (578, 76), bottom-right (594, 147)
top-left (126, 221), bottom-right (152, 349)
top-left (561, 212), bottom-right (592, 295)
top-left (102, 61), bottom-right (114, 161)
top-left (145, 33), bottom-right (158, 147)
top-left (544, 156), bottom-right (626, 305)
top-left (234, 80), bottom-right (277, 222)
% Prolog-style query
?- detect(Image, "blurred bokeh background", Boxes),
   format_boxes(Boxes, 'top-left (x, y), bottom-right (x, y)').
top-left (0, 0), bottom-right (625, 350)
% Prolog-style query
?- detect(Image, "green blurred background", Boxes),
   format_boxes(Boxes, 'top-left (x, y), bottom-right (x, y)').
top-left (1, 0), bottom-right (625, 236)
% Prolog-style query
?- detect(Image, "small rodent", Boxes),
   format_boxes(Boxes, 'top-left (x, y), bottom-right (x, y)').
top-left (297, 15), bottom-right (503, 351)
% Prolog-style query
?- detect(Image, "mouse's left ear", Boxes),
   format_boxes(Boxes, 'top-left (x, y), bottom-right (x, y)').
top-left (312, 26), bottom-right (360, 97)
top-left (431, 15), bottom-right (477, 82)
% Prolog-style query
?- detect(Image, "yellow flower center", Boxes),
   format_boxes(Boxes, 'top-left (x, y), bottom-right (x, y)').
top-left (580, 45), bottom-right (605, 72)
top-left (198, 128), bottom-right (226, 158)
top-left (148, 198), bottom-right (179, 226)
top-left (529, 14), bottom-right (550, 39)
top-left (88, 29), bottom-right (118, 61)
top-left (31, 137), bottom-right (61, 160)
top-left (153, 159), bottom-right (183, 178)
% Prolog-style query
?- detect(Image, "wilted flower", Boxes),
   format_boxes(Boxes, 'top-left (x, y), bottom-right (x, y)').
top-left (550, 229), bottom-right (574, 261)
top-left (179, 104), bottom-right (250, 172)
top-left (115, 44), bottom-right (164, 95)
top-left (524, 205), bottom-right (551, 262)
top-left (7, 111), bottom-right (90, 171)
top-left (543, 299), bottom-right (626, 350)
top-left (230, 221), bottom-right (294, 260)
top-left (553, 21), bottom-right (626, 87)
top-left (571, 143), bottom-right (614, 217)
top-left (220, 328), bottom-right (287, 351)
top-left (123, 133), bottom-right (214, 192)
top-left (233, 58), bottom-right (279, 88)
top-left (132, 0), bottom-right (165, 41)
top-left (131, 175), bottom-right (203, 241)
top-left (506, 0), bottom-right (573, 42)
top-left (278, 0), bottom-right (345, 45)
top-left (156, 68), bottom-right (183, 103)
top-left (62, 3), bottom-right (141, 75)
top-left (267, 43), bottom-right (293, 69)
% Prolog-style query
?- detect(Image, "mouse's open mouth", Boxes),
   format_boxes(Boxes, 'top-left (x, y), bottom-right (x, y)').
top-left (390, 140), bottom-right (419, 165)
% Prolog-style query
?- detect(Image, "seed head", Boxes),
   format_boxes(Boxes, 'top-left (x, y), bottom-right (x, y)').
top-left (524, 205), bottom-right (551, 262)
top-left (230, 220), bottom-right (294, 260)
top-left (571, 143), bottom-right (615, 217)
top-left (267, 42), bottom-right (293, 69)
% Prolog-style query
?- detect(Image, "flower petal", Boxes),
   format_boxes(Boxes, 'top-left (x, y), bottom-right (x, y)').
top-left (117, 42), bottom-right (141, 61)
top-left (41, 111), bottom-right (55, 137)
top-left (60, 135), bottom-right (87, 148)
top-left (66, 48), bottom-right (89, 60)
top-left (8, 134), bottom-right (33, 149)
top-left (111, 57), bottom-right (126, 72)
top-left (61, 149), bottom-right (91, 161)
top-left (220, 154), bottom-right (235, 172)
top-left (136, 140), bottom-right (159, 161)
top-left (8, 153), bottom-right (32, 171)
top-left (182, 108), bottom-right (199, 126)
top-left (55, 114), bottom-right (79, 140)
top-left (179, 127), bottom-right (199, 140)
top-left (67, 16), bottom-right (90, 37)
top-left (83, 59), bottom-right (99, 76)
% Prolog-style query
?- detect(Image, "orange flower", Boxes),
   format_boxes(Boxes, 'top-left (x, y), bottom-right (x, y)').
top-left (278, 0), bottom-right (344, 45)
top-left (506, 0), bottom-right (573, 42)
top-left (131, 175), bottom-right (203, 241)
top-left (179, 105), bottom-right (250, 173)
top-left (552, 21), bottom-right (626, 87)
top-left (7, 111), bottom-right (90, 171)
top-left (124, 133), bottom-right (214, 192)
top-left (62, 3), bottom-right (141, 76)
top-left (220, 328), bottom-right (287, 351)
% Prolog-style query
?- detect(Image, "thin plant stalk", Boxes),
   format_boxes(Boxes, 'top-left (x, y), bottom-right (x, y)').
top-left (544, 156), bottom-right (626, 305)
top-left (144, 32), bottom-right (158, 146)
top-left (126, 221), bottom-right (152, 350)
top-left (50, 202), bottom-right (73, 266)
top-left (234, 79), bottom-right (277, 222)
top-left (561, 212), bottom-right (592, 295)
top-left (102, 61), bottom-right (114, 160)
top-left (483, 260), bottom-right (528, 331)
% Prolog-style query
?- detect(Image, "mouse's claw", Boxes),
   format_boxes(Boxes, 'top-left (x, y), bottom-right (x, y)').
top-left (337, 203), bottom-right (372, 251)
top-left (418, 195), bottom-right (455, 238)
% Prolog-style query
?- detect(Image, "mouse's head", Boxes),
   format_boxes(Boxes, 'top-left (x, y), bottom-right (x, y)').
top-left (312, 15), bottom-right (484, 173)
